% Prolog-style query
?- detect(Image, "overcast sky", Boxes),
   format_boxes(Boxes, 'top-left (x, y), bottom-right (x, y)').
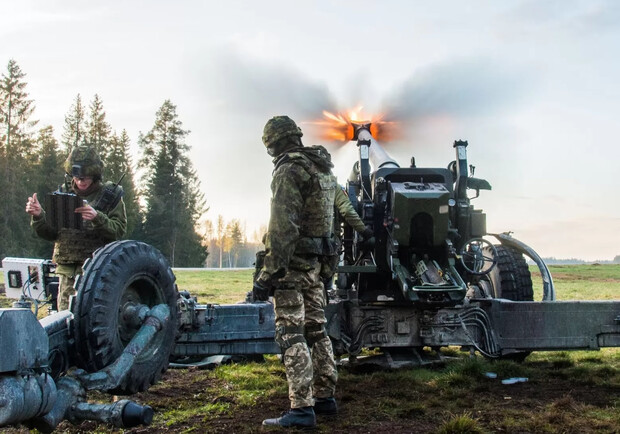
top-left (3, 0), bottom-right (619, 261)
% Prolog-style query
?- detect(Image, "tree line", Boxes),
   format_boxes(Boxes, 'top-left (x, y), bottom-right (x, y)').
top-left (0, 59), bottom-right (261, 268)
top-left (200, 217), bottom-right (266, 268)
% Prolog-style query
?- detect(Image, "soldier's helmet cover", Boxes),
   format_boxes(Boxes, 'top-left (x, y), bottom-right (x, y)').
top-left (262, 115), bottom-right (303, 148)
top-left (64, 144), bottom-right (104, 179)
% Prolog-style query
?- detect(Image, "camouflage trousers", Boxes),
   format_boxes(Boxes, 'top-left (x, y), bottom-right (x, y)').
top-left (56, 264), bottom-right (81, 311)
top-left (273, 256), bottom-right (338, 408)
top-left (319, 254), bottom-right (339, 290)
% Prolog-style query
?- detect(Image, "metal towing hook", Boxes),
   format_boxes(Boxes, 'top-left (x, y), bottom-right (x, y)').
top-left (0, 303), bottom-right (170, 432)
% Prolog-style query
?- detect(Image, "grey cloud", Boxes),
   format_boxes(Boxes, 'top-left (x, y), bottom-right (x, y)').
top-left (196, 50), bottom-right (337, 121)
top-left (382, 57), bottom-right (534, 122)
top-left (506, 0), bottom-right (620, 33)
top-left (572, 1), bottom-right (620, 32)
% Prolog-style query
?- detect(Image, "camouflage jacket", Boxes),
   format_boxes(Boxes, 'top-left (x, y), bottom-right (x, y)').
top-left (31, 181), bottom-right (127, 266)
top-left (261, 146), bottom-right (337, 281)
top-left (334, 187), bottom-right (367, 235)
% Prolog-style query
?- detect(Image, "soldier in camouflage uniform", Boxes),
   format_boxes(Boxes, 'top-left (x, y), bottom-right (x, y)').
top-left (321, 186), bottom-right (374, 291)
top-left (254, 116), bottom-right (339, 428)
top-left (25, 144), bottom-right (127, 310)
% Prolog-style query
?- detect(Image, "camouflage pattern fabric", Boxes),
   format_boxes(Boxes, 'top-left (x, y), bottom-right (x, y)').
top-left (57, 268), bottom-right (78, 311)
top-left (259, 143), bottom-right (339, 409)
top-left (63, 144), bottom-right (104, 178)
top-left (311, 335), bottom-right (338, 399)
top-left (273, 258), bottom-right (337, 407)
top-left (31, 180), bottom-right (127, 310)
top-left (253, 250), bottom-right (266, 283)
top-left (261, 147), bottom-right (337, 279)
top-left (262, 115), bottom-right (303, 148)
top-left (334, 187), bottom-right (366, 234)
top-left (54, 228), bottom-right (110, 263)
top-left (319, 244), bottom-right (340, 281)
top-left (320, 188), bottom-right (368, 282)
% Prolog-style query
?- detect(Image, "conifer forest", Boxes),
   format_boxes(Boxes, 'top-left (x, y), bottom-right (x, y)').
top-left (0, 59), bottom-right (259, 267)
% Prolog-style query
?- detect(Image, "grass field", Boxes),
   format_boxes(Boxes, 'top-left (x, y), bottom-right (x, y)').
top-left (532, 264), bottom-right (620, 301)
top-left (1, 264), bottom-right (618, 433)
top-left (173, 263), bottom-right (620, 304)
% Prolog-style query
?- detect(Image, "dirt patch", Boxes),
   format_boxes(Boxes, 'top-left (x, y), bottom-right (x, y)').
top-left (4, 363), bottom-right (617, 434)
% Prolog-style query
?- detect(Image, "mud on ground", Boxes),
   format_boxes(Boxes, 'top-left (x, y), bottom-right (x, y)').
top-left (5, 355), bottom-right (619, 434)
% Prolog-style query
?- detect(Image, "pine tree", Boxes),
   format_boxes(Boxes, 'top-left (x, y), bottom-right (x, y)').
top-left (0, 59), bottom-right (39, 257)
top-left (225, 219), bottom-right (244, 267)
top-left (138, 100), bottom-right (207, 267)
top-left (108, 129), bottom-right (142, 238)
top-left (31, 125), bottom-right (63, 257)
top-left (86, 94), bottom-right (112, 158)
top-left (61, 93), bottom-right (86, 154)
top-left (34, 125), bottom-right (64, 194)
top-left (217, 215), bottom-right (225, 268)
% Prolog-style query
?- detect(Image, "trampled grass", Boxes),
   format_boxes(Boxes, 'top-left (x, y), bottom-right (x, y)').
top-left (160, 264), bottom-right (620, 433)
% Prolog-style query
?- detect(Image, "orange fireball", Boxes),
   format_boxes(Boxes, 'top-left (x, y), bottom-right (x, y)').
top-left (306, 106), bottom-right (400, 143)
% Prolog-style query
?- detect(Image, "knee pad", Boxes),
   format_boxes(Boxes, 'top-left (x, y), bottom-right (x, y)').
top-left (275, 325), bottom-right (307, 351)
top-left (304, 323), bottom-right (328, 348)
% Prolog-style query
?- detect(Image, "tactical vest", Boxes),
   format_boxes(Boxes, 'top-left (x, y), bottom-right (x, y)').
top-left (282, 152), bottom-right (337, 255)
top-left (53, 227), bottom-right (107, 264)
top-left (52, 181), bottom-right (121, 264)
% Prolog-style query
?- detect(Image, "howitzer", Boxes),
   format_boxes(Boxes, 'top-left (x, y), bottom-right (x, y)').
top-left (166, 123), bottom-right (618, 364)
top-left (1, 126), bottom-right (619, 430)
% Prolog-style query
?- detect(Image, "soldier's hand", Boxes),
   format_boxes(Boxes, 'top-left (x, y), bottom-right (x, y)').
top-left (26, 193), bottom-right (42, 217)
top-left (361, 228), bottom-right (375, 250)
top-left (252, 280), bottom-right (270, 302)
top-left (75, 204), bottom-right (97, 221)
top-left (361, 236), bottom-right (376, 250)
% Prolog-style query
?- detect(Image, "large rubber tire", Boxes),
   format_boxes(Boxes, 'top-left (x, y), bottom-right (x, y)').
top-left (72, 240), bottom-right (178, 394)
top-left (483, 245), bottom-right (533, 301)
top-left (482, 244), bottom-right (533, 362)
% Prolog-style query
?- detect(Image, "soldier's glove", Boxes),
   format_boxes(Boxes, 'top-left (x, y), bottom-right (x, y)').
top-left (361, 228), bottom-right (375, 250)
top-left (252, 280), bottom-right (270, 302)
top-left (362, 237), bottom-right (376, 250)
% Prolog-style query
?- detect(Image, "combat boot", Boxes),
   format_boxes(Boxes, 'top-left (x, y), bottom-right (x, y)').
top-left (313, 397), bottom-right (338, 415)
top-left (262, 406), bottom-right (316, 428)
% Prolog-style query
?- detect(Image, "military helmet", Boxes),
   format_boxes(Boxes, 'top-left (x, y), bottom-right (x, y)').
top-left (262, 115), bottom-right (303, 148)
top-left (64, 144), bottom-right (104, 179)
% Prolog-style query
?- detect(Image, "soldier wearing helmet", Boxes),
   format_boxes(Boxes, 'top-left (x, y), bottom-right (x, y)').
top-left (254, 116), bottom-right (339, 428)
top-left (25, 144), bottom-right (127, 310)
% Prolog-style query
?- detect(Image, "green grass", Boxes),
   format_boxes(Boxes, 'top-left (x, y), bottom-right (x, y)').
top-left (213, 356), bottom-right (287, 406)
top-left (170, 264), bottom-right (620, 305)
top-left (173, 269), bottom-right (254, 304)
top-left (436, 412), bottom-right (484, 434)
top-left (3, 263), bottom-right (617, 304)
top-left (178, 264), bottom-right (617, 432)
top-left (160, 402), bottom-right (231, 427)
top-left (0, 263), bottom-right (618, 433)
top-left (531, 264), bottom-right (620, 301)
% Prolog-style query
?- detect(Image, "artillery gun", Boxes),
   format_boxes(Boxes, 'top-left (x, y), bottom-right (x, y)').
top-left (1, 124), bottom-right (619, 430)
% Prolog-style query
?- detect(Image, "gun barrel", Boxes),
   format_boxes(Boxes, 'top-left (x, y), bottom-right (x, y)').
top-left (355, 126), bottom-right (399, 171)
